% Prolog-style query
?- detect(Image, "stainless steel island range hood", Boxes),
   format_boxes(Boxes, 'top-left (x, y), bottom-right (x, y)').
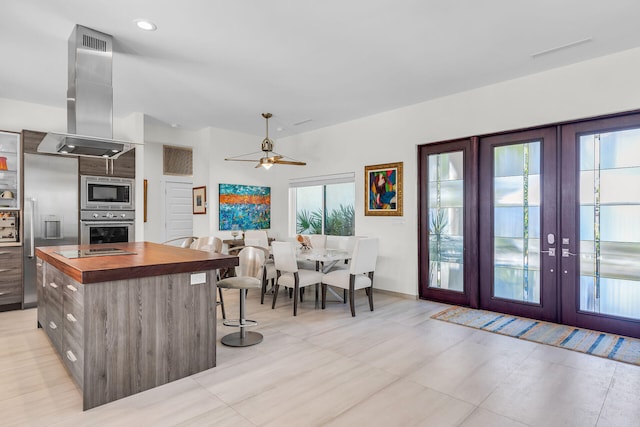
top-left (39, 25), bottom-right (135, 158)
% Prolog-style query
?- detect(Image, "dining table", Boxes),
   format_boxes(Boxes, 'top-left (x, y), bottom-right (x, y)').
top-left (297, 247), bottom-right (351, 306)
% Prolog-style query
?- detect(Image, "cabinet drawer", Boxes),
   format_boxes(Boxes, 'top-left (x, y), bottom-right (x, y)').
top-left (45, 309), bottom-right (63, 354)
top-left (44, 268), bottom-right (63, 352)
top-left (62, 331), bottom-right (84, 387)
top-left (0, 247), bottom-right (21, 262)
top-left (46, 281), bottom-right (63, 313)
top-left (63, 291), bottom-right (84, 348)
top-left (0, 267), bottom-right (21, 284)
top-left (45, 271), bottom-right (63, 306)
top-left (0, 246), bottom-right (22, 303)
top-left (0, 280), bottom-right (21, 304)
top-left (63, 278), bottom-right (84, 308)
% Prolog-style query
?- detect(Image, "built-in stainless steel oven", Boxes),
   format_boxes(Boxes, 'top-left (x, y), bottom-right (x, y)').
top-left (80, 210), bottom-right (135, 245)
top-left (81, 175), bottom-right (134, 211)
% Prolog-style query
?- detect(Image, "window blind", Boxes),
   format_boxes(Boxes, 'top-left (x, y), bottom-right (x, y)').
top-left (289, 172), bottom-right (355, 188)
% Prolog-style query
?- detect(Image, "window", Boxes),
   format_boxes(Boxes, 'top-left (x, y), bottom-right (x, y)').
top-left (290, 173), bottom-right (355, 236)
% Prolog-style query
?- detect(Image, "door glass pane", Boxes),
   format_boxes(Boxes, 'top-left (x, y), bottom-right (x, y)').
top-left (579, 130), bottom-right (640, 320)
top-left (324, 182), bottom-right (355, 236)
top-left (428, 151), bottom-right (464, 292)
top-left (493, 141), bottom-right (541, 303)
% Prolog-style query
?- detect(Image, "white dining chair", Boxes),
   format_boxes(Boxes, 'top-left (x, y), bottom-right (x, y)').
top-left (244, 230), bottom-right (269, 248)
top-left (326, 236), bottom-right (361, 270)
top-left (271, 241), bottom-right (323, 316)
top-left (321, 237), bottom-right (379, 317)
top-left (307, 234), bottom-right (327, 249)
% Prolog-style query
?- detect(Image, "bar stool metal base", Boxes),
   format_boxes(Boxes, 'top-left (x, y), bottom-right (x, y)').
top-left (221, 331), bottom-right (263, 347)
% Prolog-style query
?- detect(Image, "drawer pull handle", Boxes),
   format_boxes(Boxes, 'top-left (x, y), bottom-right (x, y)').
top-left (0, 269), bottom-right (9, 273)
top-left (0, 292), bottom-right (5, 296)
top-left (0, 251), bottom-right (10, 255)
top-left (49, 282), bottom-right (58, 289)
top-left (66, 351), bottom-right (77, 362)
top-left (66, 313), bottom-right (77, 322)
top-left (49, 321), bottom-right (57, 330)
top-left (66, 285), bottom-right (78, 292)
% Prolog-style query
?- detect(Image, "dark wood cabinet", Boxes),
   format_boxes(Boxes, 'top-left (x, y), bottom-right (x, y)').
top-left (0, 247), bottom-right (23, 308)
top-left (79, 148), bottom-right (135, 178)
top-left (24, 130), bottom-right (136, 178)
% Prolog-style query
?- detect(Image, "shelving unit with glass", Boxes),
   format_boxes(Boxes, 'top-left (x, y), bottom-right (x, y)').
top-left (0, 131), bottom-right (20, 245)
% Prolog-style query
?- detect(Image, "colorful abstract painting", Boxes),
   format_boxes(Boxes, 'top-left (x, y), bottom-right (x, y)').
top-left (219, 184), bottom-right (271, 230)
top-left (364, 162), bottom-right (403, 216)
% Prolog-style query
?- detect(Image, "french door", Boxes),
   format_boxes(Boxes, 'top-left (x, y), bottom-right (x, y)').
top-left (418, 139), bottom-right (478, 307)
top-left (560, 114), bottom-right (640, 337)
top-left (478, 128), bottom-right (559, 321)
top-left (419, 112), bottom-right (640, 338)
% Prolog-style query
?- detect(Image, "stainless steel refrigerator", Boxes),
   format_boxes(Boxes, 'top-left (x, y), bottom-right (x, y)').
top-left (23, 153), bottom-right (78, 308)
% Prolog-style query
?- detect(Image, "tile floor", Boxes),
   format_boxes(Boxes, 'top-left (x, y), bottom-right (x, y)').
top-left (1, 287), bottom-right (639, 426)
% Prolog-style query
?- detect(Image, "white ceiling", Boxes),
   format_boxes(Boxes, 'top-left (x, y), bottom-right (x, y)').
top-left (2, 0), bottom-right (640, 137)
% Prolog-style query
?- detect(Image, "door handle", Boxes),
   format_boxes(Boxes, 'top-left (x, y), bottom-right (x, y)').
top-left (541, 248), bottom-right (555, 256)
top-left (562, 248), bottom-right (577, 257)
top-left (27, 198), bottom-right (36, 259)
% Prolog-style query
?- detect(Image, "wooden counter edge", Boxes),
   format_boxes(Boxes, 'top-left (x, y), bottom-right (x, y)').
top-left (35, 243), bottom-right (239, 284)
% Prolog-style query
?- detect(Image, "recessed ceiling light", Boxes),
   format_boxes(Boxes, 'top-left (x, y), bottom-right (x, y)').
top-left (134, 19), bottom-right (157, 31)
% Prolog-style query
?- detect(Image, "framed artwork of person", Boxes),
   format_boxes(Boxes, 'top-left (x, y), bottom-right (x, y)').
top-left (364, 162), bottom-right (403, 216)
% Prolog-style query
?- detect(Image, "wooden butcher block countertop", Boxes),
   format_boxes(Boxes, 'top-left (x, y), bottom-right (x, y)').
top-left (36, 241), bottom-right (238, 284)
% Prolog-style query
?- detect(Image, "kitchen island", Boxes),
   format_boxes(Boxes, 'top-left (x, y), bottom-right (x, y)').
top-left (35, 241), bottom-right (238, 410)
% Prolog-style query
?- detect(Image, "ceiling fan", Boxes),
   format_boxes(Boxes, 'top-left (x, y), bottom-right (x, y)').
top-left (224, 113), bottom-right (307, 169)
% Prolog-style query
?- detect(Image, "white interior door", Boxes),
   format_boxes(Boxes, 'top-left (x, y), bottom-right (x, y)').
top-left (165, 181), bottom-right (193, 241)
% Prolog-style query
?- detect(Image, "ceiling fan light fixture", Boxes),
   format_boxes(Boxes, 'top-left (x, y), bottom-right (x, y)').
top-left (224, 112), bottom-right (306, 168)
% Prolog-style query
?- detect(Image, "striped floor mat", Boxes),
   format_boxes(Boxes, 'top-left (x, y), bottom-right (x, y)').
top-left (432, 306), bottom-right (640, 366)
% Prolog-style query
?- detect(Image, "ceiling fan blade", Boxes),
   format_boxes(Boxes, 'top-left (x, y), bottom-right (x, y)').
top-left (255, 163), bottom-right (262, 168)
top-left (273, 159), bottom-right (307, 166)
top-left (224, 158), bottom-right (262, 162)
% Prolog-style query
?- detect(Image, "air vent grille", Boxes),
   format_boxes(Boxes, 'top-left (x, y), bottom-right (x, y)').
top-left (82, 34), bottom-right (107, 52)
top-left (163, 145), bottom-right (193, 176)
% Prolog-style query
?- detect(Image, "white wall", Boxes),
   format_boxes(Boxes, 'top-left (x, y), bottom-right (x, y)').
top-left (204, 126), bottom-right (281, 240)
top-left (2, 46), bottom-right (640, 298)
top-left (142, 119), bottom-right (280, 242)
top-left (0, 98), bottom-right (66, 133)
top-left (277, 46), bottom-right (640, 297)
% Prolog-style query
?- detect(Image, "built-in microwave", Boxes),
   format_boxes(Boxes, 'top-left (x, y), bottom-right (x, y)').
top-left (81, 175), bottom-right (134, 211)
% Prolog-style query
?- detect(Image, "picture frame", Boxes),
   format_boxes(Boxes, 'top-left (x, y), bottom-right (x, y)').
top-left (192, 186), bottom-right (207, 215)
top-left (143, 179), bottom-right (148, 222)
top-left (218, 183), bottom-right (271, 230)
top-left (365, 161), bottom-right (403, 216)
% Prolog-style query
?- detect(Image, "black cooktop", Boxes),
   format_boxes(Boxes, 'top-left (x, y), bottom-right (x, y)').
top-left (56, 247), bottom-right (137, 259)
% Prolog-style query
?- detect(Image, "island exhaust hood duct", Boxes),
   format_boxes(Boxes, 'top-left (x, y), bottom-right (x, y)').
top-left (39, 25), bottom-right (135, 158)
